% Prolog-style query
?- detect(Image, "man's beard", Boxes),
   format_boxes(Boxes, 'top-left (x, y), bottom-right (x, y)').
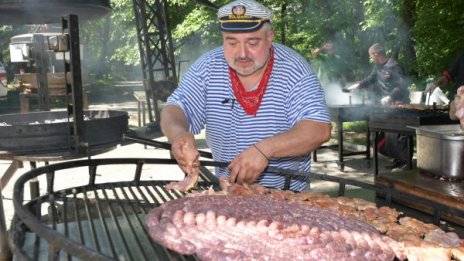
top-left (230, 57), bottom-right (264, 76)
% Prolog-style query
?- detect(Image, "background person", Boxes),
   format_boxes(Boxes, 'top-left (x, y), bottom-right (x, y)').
top-left (425, 52), bottom-right (464, 95)
top-left (311, 41), bottom-right (348, 88)
top-left (160, 0), bottom-right (331, 191)
top-left (343, 43), bottom-right (411, 171)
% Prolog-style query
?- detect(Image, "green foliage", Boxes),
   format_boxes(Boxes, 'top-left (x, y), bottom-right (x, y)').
top-left (343, 121), bottom-right (368, 133)
top-left (2, 0), bottom-right (464, 93)
top-left (413, 1), bottom-right (464, 76)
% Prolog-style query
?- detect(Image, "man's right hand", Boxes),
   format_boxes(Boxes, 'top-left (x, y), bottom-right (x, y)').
top-left (170, 133), bottom-right (199, 174)
top-left (342, 88), bottom-right (351, 93)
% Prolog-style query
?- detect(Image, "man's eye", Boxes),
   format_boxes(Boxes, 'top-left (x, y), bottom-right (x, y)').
top-left (248, 41), bottom-right (259, 46)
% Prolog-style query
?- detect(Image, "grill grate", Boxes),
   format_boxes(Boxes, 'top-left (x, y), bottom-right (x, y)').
top-left (10, 157), bottom-right (464, 260)
top-left (11, 158), bottom-right (217, 260)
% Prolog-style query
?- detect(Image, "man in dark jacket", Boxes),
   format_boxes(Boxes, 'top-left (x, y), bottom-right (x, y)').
top-left (343, 43), bottom-right (411, 171)
top-left (425, 52), bottom-right (464, 95)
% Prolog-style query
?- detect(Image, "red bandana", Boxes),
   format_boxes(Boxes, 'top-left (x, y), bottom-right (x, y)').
top-left (229, 48), bottom-right (274, 116)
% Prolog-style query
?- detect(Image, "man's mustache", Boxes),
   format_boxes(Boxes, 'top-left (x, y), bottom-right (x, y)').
top-left (234, 57), bottom-right (253, 63)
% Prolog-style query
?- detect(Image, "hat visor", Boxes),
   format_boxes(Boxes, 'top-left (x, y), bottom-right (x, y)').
top-left (219, 21), bottom-right (266, 32)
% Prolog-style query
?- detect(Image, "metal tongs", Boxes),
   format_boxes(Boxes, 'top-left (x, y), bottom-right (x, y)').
top-left (123, 134), bottom-right (389, 191)
top-left (123, 134), bottom-right (317, 189)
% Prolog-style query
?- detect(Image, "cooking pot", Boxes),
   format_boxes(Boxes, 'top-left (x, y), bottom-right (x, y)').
top-left (415, 124), bottom-right (464, 180)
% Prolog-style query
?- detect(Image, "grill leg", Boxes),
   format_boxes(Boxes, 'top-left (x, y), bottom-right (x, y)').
top-left (29, 162), bottom-right (40, 200)
top-left (407, 135), bottom-right (413, 169)
top-left (137, 100), bottom-right (141, 127)
top-left (366, 126), bottom-right (371, 160)
top-left (0, 160), bottom-right (21, 191)
top-left (374, 131), bottom-right (379, 177)
top-left (0, 188), bottom-right (12, 261)
top-left (338, 122), bottom-right (344, 171)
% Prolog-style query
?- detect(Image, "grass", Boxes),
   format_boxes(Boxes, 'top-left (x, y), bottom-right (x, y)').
top-left (330, 121), bottom-right (369, 146)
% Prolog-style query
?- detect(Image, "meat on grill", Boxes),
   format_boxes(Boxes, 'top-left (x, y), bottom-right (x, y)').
top-left (146, 195), bottom-right (404, 261)
top-left (188, 180), bottom-right (464, 261)
top-left (164, 143), bottom-right (199, 192)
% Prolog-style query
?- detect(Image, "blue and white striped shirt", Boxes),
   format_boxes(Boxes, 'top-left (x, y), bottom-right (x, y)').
top-left (166, 43), bottom-right (330, 191)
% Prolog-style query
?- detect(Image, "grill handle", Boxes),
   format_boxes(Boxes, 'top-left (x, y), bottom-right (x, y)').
top-left (123, 134), bottom-right (213, 159)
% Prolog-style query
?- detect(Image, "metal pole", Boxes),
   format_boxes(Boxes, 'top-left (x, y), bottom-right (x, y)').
top-left (0, 187), bottom-right (12, 261)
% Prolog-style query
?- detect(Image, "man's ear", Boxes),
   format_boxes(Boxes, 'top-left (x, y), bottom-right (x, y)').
top-left (267, 30), bottom-right (274, 42)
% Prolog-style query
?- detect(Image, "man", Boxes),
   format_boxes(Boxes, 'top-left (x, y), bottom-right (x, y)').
top-left (160, 0), bottom-right (331, 191)
top-left (311, 41), bottom-right (348, 88)
top-left (343, 43), bottom-right (410, 105)
top-left (343, 43), bottom-right (411, 170)
top-left (425, 52), bottom-right (464, 94)
top-left (427, 52), bottom-right (464, 107)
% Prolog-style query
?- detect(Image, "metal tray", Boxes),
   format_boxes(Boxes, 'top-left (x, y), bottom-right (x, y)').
top-left (415, 124), bottom-right (464, 179)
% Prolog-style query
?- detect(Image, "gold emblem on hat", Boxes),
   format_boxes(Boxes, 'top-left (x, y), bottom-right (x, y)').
top-left (232, 5), bottom-right (246, 16)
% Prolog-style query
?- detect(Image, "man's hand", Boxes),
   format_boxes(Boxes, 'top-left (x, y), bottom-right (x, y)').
top-left (342, 88), bottom-right (351, 93)
top-left (228, 144), bottom-right (269, 185)
top-left (425, 82), bottom-right (438, 93)
top-left (454, 86), bottom-right (464, 128)
top-left (381, 96), bottom-right (391, 105)
top-left (170, 133), bottom-right (199, 174)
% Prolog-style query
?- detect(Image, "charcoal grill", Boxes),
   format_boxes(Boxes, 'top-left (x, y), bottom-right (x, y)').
top-left (369, 109), bottom-right (458, 176)
top-left (0, 14), bottom-right (134, 259)
top-left (314, 105), bottom-right (374, 171)
top-left (0, 110), bottom-right (129, 156)
top-left (8, 152), bottom-right (464, 260)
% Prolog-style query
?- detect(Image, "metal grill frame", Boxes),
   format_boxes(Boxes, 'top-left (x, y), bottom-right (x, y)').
top-left (10, 158), bottom-right (464, 260)
top-left (11, 158), bottom-right (218, 260)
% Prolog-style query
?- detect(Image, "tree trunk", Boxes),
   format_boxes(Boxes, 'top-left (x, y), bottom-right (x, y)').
top-left (281, 3), bottom-right (287, 45)
top-left (97, 15), bottom-right (112, 77)
top-left (399, 0), bottom-right (418, 76)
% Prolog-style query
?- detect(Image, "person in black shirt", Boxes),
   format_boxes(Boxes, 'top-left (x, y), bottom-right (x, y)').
top-left (425, 53), bottom-right (464, 94)
top-left (343, 43), bottom-right (410, 104)
top-left (343, 43), bottom-right (411, 171)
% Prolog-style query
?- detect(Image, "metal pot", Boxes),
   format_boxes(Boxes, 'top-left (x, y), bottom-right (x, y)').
top-left (416, 124), bottom-right (464, 180)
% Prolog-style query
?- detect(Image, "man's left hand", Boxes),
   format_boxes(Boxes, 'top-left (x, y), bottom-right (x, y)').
top-left (381, 96), bottom-right (391, 105)
top-left (228, 145), bottom-right (268, 185)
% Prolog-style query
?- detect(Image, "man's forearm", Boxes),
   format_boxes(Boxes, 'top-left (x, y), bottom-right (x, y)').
top-left (435, 75), bottom-right (450, 87)
top-left (255, 120), bottom-right (331, 159)
top-left (160, 105), bottom-right (190, 142)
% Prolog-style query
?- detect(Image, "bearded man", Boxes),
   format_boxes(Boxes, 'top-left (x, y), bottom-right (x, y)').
top-left (160, 0), bottom-right (331, 191)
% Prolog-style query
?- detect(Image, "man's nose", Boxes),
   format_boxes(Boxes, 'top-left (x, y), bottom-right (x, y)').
top-left (238, 43), bottom-right (248, 58)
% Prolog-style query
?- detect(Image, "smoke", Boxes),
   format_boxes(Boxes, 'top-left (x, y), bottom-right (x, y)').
top-left (322, 81), bottom-right (371, 106)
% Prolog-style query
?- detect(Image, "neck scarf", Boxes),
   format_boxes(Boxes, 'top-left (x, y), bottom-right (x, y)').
top-left (229, 48), bottom-right (274, 116)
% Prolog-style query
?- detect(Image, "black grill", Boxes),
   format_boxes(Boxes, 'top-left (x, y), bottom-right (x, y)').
top-left (11, 158), bottom-right (218, 260)
top-left (10, 156), bottom-right (464, 260)
top-left (369, 110), bottom-right (458, 175)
